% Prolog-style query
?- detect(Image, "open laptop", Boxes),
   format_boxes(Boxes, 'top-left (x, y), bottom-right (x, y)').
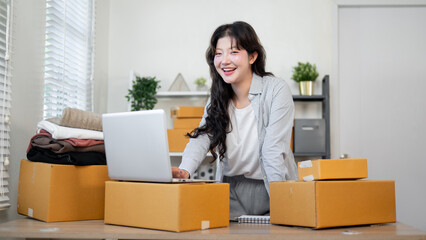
top-left (102, 109), bottom-right (214, 183)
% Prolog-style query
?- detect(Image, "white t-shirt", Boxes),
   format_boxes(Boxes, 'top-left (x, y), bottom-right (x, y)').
top-left (223, 102), bottom-right (262, 180)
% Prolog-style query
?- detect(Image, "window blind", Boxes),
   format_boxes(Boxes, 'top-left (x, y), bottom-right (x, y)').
top-left (43, 0), bottom-right (95, 119)
top-left (0, 0), bottom-right (12, 210)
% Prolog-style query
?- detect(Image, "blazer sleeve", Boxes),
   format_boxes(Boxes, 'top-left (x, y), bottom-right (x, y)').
top-left (261, 80), bottom-right (295, 182)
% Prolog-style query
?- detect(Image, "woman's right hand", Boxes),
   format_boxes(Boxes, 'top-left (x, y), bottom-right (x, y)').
top-left (171, 167), bottom-right (190, 179)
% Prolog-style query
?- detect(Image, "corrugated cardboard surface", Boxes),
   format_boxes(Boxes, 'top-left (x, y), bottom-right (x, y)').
top-left (173, 118), bottom-right (202, 129)
top-left (104, 181), bottom-right (229, 232)
top-left (171, 106), bottom-right (204, 118)
top-left (167, 129), bottom-right (191, 152)
top-left (298, 158), bottom-right (368, 181)
top-left (17, 159), bottom-right (109, 222)
top-left (270, 180), bottom-right (396, 229)
top-left (270, 181), bottom-right (316, 227)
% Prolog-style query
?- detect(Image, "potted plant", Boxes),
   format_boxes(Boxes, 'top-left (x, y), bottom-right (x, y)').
top-left (126, 75), bottom-right (161, 111)
top-left (291, 62), bottom-right (319, 96)
top-left (194, 77), bottom-right (207, 91)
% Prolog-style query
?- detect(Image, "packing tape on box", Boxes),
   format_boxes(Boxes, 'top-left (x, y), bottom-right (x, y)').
top-left (201, 220), bottom-right (210, 230)
top-left (299, 160), bottom-right (312, 168)
top-left (28, 208), bottom-right (33, 217)
top-left (303, 175), bottom-right (314, 182)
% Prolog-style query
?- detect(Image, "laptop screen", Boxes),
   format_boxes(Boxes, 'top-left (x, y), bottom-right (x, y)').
top-left (102, 109), bottom-right (173, 182)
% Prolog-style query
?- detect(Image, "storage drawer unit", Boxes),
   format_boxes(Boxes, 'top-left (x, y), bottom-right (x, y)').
top-left (294, 119), bottom-right (326, 153)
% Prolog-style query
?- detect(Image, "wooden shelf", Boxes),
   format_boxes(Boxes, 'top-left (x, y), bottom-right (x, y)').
top-left (293, 95), bottom-right (325, 101)
top-left (156, 91), bottom-right (209, 98)
top-left (293, 152), bottom-right (327, 158)
top-left (170, 152), bottom-right (213, 157)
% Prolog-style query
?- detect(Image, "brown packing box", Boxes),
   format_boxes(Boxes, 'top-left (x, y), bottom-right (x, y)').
top-left (298, 158), bottom-right (368, 181)
top-left (17, 159), bottom-right (109, 222)
top-left (270, 180), bottom-right (396, 229)
top-left (167, 129), bottom-right (191, 152)
top-left (171, 106), bottom-right (204, 118)
top-left (173, 117), bottom-right (202, 129)
top-left (104, 181), bottom-right (229, 232)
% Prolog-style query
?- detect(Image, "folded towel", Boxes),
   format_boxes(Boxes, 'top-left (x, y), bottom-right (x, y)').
top-left (30, 134), bottom-right (105, 154)
top-left (60, 107), bottom-right (102, 131)
top-left (36, 129), bottom-right (104, 146)
top-left (37, 120), bottom-right (103, 140)
top-left (64, 138), bottom-right (104, 147)
top-left (27, 147), bottom-right (106, 166)
top-left (46, 117), bottom-right (61, 125)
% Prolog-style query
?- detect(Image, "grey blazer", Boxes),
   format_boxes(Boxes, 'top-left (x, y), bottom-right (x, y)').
top-left (179, 74), bottom-right (298, 194)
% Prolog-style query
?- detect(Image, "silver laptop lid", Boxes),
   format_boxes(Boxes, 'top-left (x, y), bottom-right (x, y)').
top-left (102, 109), bottom-right (172, 182)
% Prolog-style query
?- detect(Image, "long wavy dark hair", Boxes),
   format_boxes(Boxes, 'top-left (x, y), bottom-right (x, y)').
top-left (188, 21), bottom-right (273, 161)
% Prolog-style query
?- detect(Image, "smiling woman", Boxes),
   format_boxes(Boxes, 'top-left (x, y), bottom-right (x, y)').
top-left (214, 36), bottom-right (257, 93)
top-left (172, 21), bottom-right (297, 218)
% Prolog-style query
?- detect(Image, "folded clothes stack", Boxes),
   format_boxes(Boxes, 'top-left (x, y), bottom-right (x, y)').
top-left (26, 108), bottom-right (106, 166)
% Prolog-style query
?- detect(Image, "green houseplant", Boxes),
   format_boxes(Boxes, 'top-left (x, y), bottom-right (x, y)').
top-left (291, 62), bottom-right (319, 96)
top-left (126, 75), bottom-right (161, 111)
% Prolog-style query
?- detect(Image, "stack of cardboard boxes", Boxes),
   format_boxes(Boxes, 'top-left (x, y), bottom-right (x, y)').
top-left (18, 158), bottom-right (229, 232)
top-left (17, 106), bottom-right (229, 232)
top-left (167, 106), bottom-right (204, 152)
top-left (270, 158), bottom-right (396, 229)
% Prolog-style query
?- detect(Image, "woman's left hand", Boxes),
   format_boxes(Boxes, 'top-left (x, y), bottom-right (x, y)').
top-left (171, 167), bottom-right (190, 179)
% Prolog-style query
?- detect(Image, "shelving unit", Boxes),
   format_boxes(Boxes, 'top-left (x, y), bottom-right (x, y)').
top-left (160, 75), bottom-right (330, 159)
top-left (292, 75), bottom-right (330, 159)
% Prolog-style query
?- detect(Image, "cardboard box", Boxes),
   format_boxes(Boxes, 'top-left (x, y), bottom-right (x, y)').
top-left (298, 158), bottom-right (368, 181)
top-left (171, 106), bottom-right (204, 118)
top-left (270, 180), bottom-right (396, 229)
top-left (17, 159), bottom-right (109, 222)
top-left (173, 117), bottom-right (202, 129)
top-left (167, 129), bottom-right (191, 152)
top-left (104, 181), bottom-right (229, 232)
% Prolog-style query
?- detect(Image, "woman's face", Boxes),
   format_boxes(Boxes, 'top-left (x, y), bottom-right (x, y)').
top-left (213, 36), bottom-right (257, 86)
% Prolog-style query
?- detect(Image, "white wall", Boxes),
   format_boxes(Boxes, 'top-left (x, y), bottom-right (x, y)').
top-left (338, 6), bottom-right (426, 232)
top-left (105, 0), bottom-right (333, 116)
top-left (93, 0), bottom-right (110, 114)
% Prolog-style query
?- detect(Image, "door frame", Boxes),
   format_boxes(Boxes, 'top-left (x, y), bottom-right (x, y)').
top-left (330, 0), bottom-right (426, 158)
